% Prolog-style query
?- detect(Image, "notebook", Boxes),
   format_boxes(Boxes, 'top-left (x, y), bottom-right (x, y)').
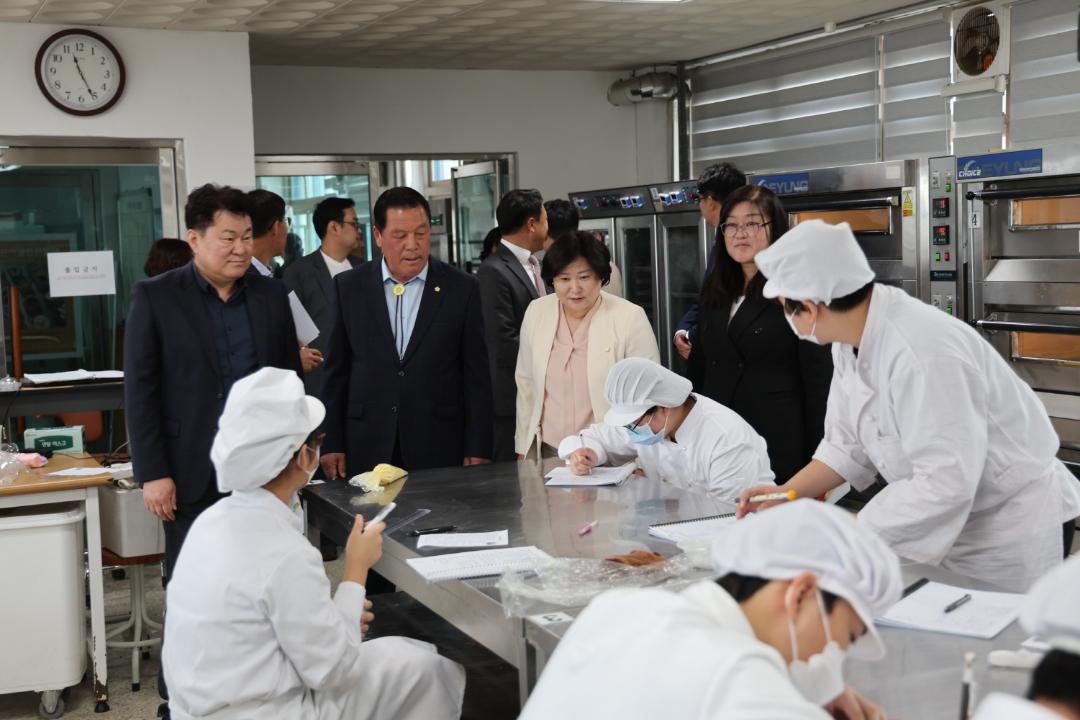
top-left (647, 513), bottom-right (737, 543)
top-left (876, 581), bottom-right (1022, 639)
top-left (544, 464), bottom-right (635, 487)
top-left (406, 546), bottom-right (552, 582)
top-left (23, 369), bottom-right (124, 385)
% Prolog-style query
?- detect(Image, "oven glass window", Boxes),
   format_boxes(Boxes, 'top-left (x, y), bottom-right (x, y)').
top-left (1011, 197), bottom-right (1080, 228)
top-left (1011, 332), bottom-right (1080, 365)
top-left (789, 208), bottom-right (892, 234)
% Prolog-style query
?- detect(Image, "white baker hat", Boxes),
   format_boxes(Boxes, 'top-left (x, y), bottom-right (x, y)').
top-left (602, 357), bottom-right (692, 428)
top-left (755, 220), bottom-right (875, 305)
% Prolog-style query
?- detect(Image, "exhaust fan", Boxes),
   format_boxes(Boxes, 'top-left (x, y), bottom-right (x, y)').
top-left (943, 2), bottom-right (1010, 96)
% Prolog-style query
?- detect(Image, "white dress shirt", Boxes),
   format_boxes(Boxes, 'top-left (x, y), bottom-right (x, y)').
top-left (250, 257), bottom-right (274, 277)
top-left (501, 239), bottom-right (543, 293)
top-left (320, 250), bottom-right (353, 279)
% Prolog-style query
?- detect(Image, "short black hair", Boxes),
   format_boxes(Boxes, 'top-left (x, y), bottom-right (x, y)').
top-left (247, 189), bottom-right (286, 238)
top-left (545, 199), bottom-right (579, 240)
top-left (784, 280), bottom-right (875, 316)
top-left (480, 227), bottom-right (502, 262)
top-left (373, 187), bottom-right (430, 233)
top-left (184, 183), bottom-right (251, 233)
top-left (1028, 650), bottom-right (1080, 715)
top-left (697, 162), bottom-right (747, 202)
top-left (143, 238), bottom-right (192, 277)
top-left (496, 189), bottom-right (544, 235)
top-left (312, 197), bottom-right (356, 240)
top-left (716, 572), bottom-right (840, 611)
top-left (541, 230), bottom-right (612, 286)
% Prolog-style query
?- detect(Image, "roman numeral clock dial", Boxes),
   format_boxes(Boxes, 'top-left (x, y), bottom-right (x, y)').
top-left (36, 29), bottom-right (126, 116)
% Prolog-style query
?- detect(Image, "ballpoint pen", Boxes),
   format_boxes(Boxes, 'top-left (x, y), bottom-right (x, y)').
top-left (580, 433), bottom-right (590, 476)
top-left (944, 593), bottom-right (972, 614)
top-left (748, 490), bottom-right (798, 503)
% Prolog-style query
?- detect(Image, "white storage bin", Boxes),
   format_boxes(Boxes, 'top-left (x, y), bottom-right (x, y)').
top-left (99, 485), bottom-right (164, 557)
top-left (0, 502), bottom-right (86, 694)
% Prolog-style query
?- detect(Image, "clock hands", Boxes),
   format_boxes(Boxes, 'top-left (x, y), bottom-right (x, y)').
top-left (71, 55), bottom-right (97, 100)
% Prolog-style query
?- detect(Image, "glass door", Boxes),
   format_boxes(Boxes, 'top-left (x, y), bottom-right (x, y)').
top-left (452, 159), bottom-right (511, 273)
top-left (255, 157), bottom-right (376, 269)
top-left (614, 214), bottom-right (660, 340)
top-left (659, 213), bottom-right (709, 371)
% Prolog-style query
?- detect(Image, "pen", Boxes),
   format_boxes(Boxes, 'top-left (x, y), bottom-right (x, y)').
top-left (902, 577), bottom-right (929, 598)
top-left (580, 434), bottom-right (590, 476)
top-left (748, 490), bottom-right (798, 503)
top-left (577, 520), bottom-right (598, 537)
top-left (408, 525), bottom-right (457, 537)
top-left (944, 593), bottom-right (972, 614)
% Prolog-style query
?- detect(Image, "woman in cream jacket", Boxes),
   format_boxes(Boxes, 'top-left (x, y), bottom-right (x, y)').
top-left (515, 231), bottom-right (660, 458)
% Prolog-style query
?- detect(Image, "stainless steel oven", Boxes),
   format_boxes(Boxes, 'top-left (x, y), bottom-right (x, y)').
top-left (958, 145), bottom-right (1080, 470)
top-left (749, 160), bottom-right (926, 301)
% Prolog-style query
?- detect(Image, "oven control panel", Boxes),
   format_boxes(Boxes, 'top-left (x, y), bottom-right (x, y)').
top-left (928, 156), bottom-right (959, 317)
top-left (570, 186), bottom-right (656, 219)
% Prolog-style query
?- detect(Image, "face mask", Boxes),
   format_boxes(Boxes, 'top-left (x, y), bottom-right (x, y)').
top-left (785, 310), bottom-right (823, 345)
top-left (787, 589), bottom-right (847, 706)
top-left (627, 413), bottom-right (667, 446)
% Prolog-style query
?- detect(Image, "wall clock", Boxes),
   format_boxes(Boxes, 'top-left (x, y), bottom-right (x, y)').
top-left (35, 29), bottom-right (126, 116)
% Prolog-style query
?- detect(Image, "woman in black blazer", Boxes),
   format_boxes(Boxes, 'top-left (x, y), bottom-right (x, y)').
top-left (687, 185), bottom-right (833, 484)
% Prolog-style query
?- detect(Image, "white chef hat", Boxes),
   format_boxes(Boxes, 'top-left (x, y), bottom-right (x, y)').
top-left (755, 220), bottom-right (875, 305)
top-left (602, 357), bottom-right (692, 428)
top-left (972, 693), bottom-right (1063, 720)
top-left (210, 367), bottom-right (325, 493)
top-left (1020, 554), bottom-right (1080, 655)
top-left (711, 500), bottom-right (902, 660)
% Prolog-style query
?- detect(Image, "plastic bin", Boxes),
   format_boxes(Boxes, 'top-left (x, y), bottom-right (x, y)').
top-left (0, 503), bottom-right (87, 697)
top-left (99, 485), bottom-right (164, 557)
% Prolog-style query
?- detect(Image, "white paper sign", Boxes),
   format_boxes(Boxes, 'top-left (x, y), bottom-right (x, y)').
top-left (47, 251), bottom-right (116, 297)
top-left (416, 530), bottom-right (509, 549)
top-left (969, 210), bottom-right (982, 230)
top-left (288, 291), bottom-right (320, 346)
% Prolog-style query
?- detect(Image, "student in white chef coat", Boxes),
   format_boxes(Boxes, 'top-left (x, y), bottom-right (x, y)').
top-left (163, 367), bottom-right (465, 720)
top-left (520, 500), bottom-right (902, 720)
top-left (560, 357), bottom-right (773, 502)
top-left (974, 554), bottom-right (1080, 720)
top-left (737, 220), bottom-right (1080, 592)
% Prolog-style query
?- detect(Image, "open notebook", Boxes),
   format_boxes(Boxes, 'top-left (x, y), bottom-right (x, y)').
top-left (406, 546), bottom-right (552, 582)
top-left (876, 580), bottom-right (1022, 639)
top-left (648, 513), bottom-right (737, 543)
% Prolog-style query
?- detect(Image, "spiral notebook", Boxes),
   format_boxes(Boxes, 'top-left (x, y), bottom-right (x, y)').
top-left (648, 513), bottom-right (737, 543)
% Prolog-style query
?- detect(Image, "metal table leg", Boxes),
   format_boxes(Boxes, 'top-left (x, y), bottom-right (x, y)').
top-left (85, 487), bottom-right (110, 712)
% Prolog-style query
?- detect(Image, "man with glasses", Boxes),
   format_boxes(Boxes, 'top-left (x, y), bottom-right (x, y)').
top-left (560, 357), bottom-right (772, 503)
top-left (283, 197), bottom-right (364, 397)
top-left (124, 183), bottom-right (303, 718)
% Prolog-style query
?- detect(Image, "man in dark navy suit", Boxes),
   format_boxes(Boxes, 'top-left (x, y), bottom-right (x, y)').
top-left (320, 187), bottom-right (493, 480)
top-left (124, 183), bottom-right (302, 714)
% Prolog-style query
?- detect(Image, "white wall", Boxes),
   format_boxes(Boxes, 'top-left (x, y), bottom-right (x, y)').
top-left (0, 24), bottom-right (255, 190)
top-left (251, 66), bottom-right (671, 198)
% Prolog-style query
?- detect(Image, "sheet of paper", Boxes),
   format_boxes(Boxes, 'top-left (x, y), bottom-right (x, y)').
top-left (544, 464), bottom-right (634, 487)
top-left (93, 370), bottom-right (124, 380)
top-left (876, 581), bottom-right (1022, 639)
top-left (47, 251), bottom-right (116, 297)
top-left (405, 546), bottom-right (552, 582)
top-left (47, 467), bottom-right (111, 477)
top-left (417, 530), bottom-right (509, 549)
top-left (288, 291), bottom-right (320, 346)
top-left (648, 514), bottom-right (737, 543)
top-left (23, 370), bottom-right (95, 385)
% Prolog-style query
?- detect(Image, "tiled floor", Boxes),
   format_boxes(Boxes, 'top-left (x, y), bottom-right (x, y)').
top-left (0, 559), bottom-right (519, 720)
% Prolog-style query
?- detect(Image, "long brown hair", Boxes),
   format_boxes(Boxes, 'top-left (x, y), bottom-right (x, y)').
top-left (700, 185), bottom-right (789, 308)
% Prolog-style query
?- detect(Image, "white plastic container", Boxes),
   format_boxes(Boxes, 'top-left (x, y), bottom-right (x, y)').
top-left (0, 502), bottom-right (86, 694)
top-left (99, 485), bottom-right (164, 557)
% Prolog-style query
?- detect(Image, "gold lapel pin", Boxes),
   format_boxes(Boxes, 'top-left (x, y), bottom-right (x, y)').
top-left (434, 286), bottom-right (441, 293)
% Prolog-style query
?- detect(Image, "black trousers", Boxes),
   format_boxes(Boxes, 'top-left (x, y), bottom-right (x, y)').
top-left (158, 483), bottom-right (226, 700)
top-left (491, 416), bottom-right (517, 463)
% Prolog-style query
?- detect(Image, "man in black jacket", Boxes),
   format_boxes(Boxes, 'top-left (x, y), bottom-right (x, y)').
top-left (320, 187), bottom-right (493, 479)
top-left (477, 189), bottom-right (547, 461)
top-left (124, 183), bottom-right (302, 712)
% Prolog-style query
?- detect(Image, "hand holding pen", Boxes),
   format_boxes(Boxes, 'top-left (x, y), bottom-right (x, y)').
top-left (569, 439), bottom-right (598, 476)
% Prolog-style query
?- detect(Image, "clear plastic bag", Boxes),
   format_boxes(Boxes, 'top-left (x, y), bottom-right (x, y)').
top-left (497, 552), bottom-right (715, 618)
top-left (0, 451), bottom-right (23, 487)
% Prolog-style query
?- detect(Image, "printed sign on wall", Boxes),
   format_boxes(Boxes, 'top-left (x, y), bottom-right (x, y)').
top-left (47, 251), bottom-right (116, 298)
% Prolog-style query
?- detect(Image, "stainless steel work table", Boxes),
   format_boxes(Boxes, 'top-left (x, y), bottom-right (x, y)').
top-left (301, 458), bottom-right (734, 705)
top-left (524, 561), bottom-right (1033, 718)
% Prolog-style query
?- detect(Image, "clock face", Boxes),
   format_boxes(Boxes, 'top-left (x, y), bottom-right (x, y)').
top-left (36, 30), bottom-right (125, 116)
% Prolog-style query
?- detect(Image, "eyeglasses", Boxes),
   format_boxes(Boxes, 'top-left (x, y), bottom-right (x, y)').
top-left (621, 411), bottom-right (653, 431)
top-left (337, 219), bottom-right (362, 231)
top-left (720, 220), bottom-right (770, 237)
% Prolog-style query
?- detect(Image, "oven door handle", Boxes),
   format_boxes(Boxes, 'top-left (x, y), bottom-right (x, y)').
top-left (975, 319), bottom-right (1080, 336)
top-left (781, 195), bottom-right (899, 212)
top-left (965, 184), bottom-right (1080, 201)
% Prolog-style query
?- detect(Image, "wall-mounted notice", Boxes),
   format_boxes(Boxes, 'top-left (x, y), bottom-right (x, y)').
top-left (47, 251), bottom-right (116, 298)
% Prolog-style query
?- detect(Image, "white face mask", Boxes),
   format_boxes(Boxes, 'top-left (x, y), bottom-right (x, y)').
top-left (784, 309), bottom-right (823, 345)
top-left (787, 589), bottom-right (847, 706)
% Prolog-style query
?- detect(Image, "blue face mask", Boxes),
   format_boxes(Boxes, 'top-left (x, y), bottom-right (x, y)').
top-left (627, 414), bottom-right (666, 446)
